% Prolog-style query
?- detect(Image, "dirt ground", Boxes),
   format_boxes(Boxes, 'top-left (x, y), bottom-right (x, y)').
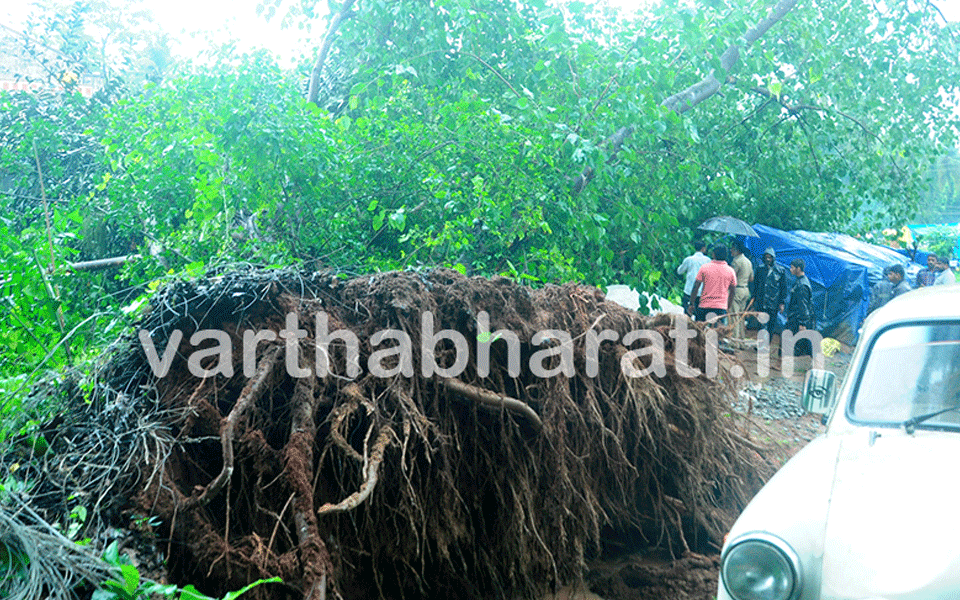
top-left (730, 332), bottom-right (854, 457)
top-left (561, 330), bottom-right (855, 600)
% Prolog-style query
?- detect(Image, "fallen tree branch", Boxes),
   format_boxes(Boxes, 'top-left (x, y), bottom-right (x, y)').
top-left (442, 378), bottom-right (543, 432)
top-left (467, 52), bottom-right (526, 102)
top-left (68, 254), bottom-right (140, 271)
top-left (662, 0), bottom-right (799, 112)
top-left (572, 0), bottom-right (800, 193)
top-left (187, 344), bottom-right (282, 509)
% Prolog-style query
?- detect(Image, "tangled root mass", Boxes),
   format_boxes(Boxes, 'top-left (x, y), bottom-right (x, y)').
top-left (82, 268), bottom-right (776, 599)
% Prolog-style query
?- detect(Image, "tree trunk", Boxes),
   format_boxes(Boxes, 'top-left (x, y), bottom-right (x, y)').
top-left (307, 0), bottom-right (358, 106)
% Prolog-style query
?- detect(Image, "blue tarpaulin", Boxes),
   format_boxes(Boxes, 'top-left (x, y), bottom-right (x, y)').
top-left (892, 247), bottom-right (932, 269)
top-left (742, 225), bottom-right (918, 343)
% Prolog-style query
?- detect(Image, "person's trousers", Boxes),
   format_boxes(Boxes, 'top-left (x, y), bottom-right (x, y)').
top-left (784, 319), bottom-right (813, 356)
top-left (730, 287), bottom-right (751, 339)
top-left (695, 307), bottom-right (726, 324)
top-left (682, 293), bottom-right (700, 316)
top-left (759, 309), bottom-right (778, 338)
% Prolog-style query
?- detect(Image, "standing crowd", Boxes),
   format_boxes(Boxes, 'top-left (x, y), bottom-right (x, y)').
top-left (677, 236), bottom-right (957, 355)
top-left (868, 253), bottom-right (955, 313)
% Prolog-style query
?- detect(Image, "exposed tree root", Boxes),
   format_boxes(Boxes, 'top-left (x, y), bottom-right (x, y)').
top-left (187, 344), bottom-right (282, 510)
top-left (441, 377), bottom-right (543, 432)
top-left (285, 374), bottom-right (332, 600)
top-left (65, 267), bottom-right (783, 600)
top-left (317, 424), bottom-right (394, 516)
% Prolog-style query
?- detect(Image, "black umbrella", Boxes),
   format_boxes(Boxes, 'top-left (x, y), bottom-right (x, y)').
top-left (697, 216), bottom-right (759, 237)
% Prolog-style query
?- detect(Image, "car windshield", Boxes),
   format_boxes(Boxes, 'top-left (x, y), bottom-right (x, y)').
top-left (851, 321), bottom-right (960, 427)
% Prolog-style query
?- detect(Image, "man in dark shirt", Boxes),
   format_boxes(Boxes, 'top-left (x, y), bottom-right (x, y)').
top-left (888, 264), bottom-right (912, 299)
top-left (871, 263), bottom-right (911, 312)
top-left (785, 258), bottom-right (815, 356)
top-left (751, 247), bottom-right (788, 340)
top-left (868, 266), bottom-right (895, 314)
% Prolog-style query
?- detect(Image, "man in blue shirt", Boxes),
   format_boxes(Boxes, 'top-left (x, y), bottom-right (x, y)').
top-left (916, 254), bottom-right (938, 287)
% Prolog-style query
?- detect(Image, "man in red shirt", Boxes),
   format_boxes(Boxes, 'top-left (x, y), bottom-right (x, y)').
top-left (686, 245), bottom-right (737, 323)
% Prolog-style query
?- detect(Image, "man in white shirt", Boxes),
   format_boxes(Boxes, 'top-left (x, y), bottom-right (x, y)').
top-left (934, 257), bottom-right (956, 285)
top-left (677, 239), bottom-right (710, 317)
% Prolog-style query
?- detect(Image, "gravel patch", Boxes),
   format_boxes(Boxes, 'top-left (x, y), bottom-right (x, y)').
top-left (727, 349), bottom-right (854, 445)
top-left (731, 347), bottom-right (853, 423)
top-left (733, 378), bottom-right (806, 420)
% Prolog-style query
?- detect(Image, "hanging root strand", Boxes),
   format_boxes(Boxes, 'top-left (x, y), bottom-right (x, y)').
top-left (318, 424), bottom-right (395, 516)
top-left (187, 344), bottom-right (283, 509)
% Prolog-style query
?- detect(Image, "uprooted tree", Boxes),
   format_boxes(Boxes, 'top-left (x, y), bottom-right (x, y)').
top-left (14, 269), bottom-right (780, 599)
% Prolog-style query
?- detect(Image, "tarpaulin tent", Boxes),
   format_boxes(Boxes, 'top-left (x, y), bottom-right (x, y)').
top-left (743, 225), bottom-right (918, 344)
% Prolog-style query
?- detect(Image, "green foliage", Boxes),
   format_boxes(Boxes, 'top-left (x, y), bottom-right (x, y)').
top-left (94, 541), bottom-right (281, 600)
top-left (915, 225), bottom-right (960, 259)
top-left (0, 0), bottom-right (957, 596)
top-left (691, 0), bottom-right (955, 233)
top-left (920, 149), bottom-right (960, 223)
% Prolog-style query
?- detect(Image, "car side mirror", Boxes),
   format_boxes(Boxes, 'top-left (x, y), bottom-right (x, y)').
top-left (801, 369), bottom-right (836, 415)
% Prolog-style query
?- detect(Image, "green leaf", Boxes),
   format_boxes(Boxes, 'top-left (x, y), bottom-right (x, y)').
top-left (119, 564), bottom-right (140, 594)
top-left (388, 210), bottom-right (406, 232)
top-left (808, 62), bottom-right (823, 84)
top-left (179, 585), bottom-right (216, 600)
top-left (221, 576), bottom-right (282, 600)
top-left (769, 80), bottom-right (783, 98)
top-left (103, 541), bottom-right (122, 566)
top-left (185, 261), bottom-right (206, 278)
top-left (140, 582), bottom-right (179, 596)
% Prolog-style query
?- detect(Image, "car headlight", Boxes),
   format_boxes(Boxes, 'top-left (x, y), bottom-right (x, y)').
top-left (721, 532), bottom-right (801, 600)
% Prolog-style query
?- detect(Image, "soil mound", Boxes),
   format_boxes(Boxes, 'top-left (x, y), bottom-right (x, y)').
top-left (28, 268), bottom-right (780, 599)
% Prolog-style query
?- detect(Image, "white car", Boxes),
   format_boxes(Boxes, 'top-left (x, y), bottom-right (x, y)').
top-left (717, 284), bottom-right (960, 600)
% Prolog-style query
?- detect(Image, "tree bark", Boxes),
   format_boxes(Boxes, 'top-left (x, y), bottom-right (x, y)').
top-left (307, 0), bottom-right (358, 106)
top-left (660, 0), bottom-right (800, 113)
